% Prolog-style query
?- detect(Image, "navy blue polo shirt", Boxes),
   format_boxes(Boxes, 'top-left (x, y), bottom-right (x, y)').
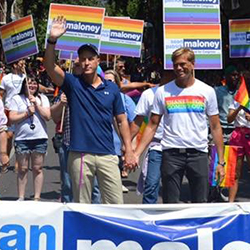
top-left (61, 73), bottom-right (125, 155)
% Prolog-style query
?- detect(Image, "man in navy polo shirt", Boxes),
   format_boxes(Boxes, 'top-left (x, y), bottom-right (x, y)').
top-left (44, 16), bottom-right (137, 204)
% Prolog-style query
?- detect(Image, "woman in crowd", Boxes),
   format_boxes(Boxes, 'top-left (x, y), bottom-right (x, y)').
top-left (0, 97), bottom-right (9, 173)
top-left (228, 71), bottom-right (250, 202)
top-left (9, 74), bottom-right (51, 201)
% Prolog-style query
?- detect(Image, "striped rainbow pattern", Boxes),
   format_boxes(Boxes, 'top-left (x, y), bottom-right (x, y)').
top-left (209, 145), bottom-right (238, 187)
top-left (164, 24), bottom-right (222, 69)
top-left (234, 76), bottom-right (250, 109)
top-left (100, 17), bottom-right (144, 57)
top-left (59, 51), bottom-right (78, 61)
top-left (48, 4), bottom-right (105, 52)
top-left (229, 19), bottom-right (250, 58)
top-left (164, 7), bottom-right (220, 24)
top-left (0, 15), bottom-right (38, 64)
top-left (165, 96), bottom-right (205, 114)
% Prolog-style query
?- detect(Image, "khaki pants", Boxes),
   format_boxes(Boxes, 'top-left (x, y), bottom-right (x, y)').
top-left (68, 152), bottom-right (123, 204)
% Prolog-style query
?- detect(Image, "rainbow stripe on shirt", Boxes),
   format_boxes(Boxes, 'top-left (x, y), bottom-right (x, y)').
top-left (165, 96), bottom-right (205, 114)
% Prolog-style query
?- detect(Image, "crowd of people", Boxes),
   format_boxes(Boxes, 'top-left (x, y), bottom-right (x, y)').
top-left (0, 16), bottom-right (250, 204)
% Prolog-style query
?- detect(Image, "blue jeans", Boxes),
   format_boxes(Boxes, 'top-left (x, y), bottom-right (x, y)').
top-left (58, 144), bottom-right (73, 203)
top-left (142, 150), bottom-right (162, 204)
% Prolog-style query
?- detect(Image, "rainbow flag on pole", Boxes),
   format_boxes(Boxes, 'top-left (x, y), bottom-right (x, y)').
top-left (46, 4), bottom-right (105, 52)
top-left (209, 145), bottom-right (238, 187)
top-left (234, 76), bottom-right (250, 111)
top-left (0, 15), bottom-right (38, 64)
top-left (100, 17), bottom-right (144, 58)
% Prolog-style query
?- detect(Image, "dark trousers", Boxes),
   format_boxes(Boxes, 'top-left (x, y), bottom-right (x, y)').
top-left (161, 149), bottom-right (209, 203)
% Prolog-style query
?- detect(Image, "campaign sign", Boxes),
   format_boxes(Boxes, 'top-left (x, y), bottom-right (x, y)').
top-left (100, 17), bottom-right (144, 57)
top-left (0, 15), bottom-right (38, 64)
top-left (0, 202), bottom-right (250, 249)
top-left (229, 19), bottom-right (250, 58)
top-left (163, 0), bottom-right (220, 23)
top-left (46, 4), bottom-right (105, 52)
top-left (164, 24), bottom-right (222, 69)
top-left (59, 50), bottom-right (78, 60)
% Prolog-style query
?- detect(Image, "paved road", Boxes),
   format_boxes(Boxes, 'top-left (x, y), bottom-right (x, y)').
top-left (1, 120), bottom-right (250, 203)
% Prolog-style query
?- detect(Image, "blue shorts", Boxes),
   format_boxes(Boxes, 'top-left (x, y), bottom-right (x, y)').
top-left (14, 139), bottom-right (48, 155)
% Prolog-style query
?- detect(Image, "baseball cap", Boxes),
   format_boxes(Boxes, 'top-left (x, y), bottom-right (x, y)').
top-left (77, 44), bottom-right (99, 56)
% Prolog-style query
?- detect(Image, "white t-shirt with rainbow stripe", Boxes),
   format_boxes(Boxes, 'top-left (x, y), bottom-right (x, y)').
top-left (152, 79), bottom-right (218, 152)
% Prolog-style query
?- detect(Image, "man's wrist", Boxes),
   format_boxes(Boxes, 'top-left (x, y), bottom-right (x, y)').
top-left (217, 161), bottom-right (226, 167)
top-left (47, 38), bottom-right (57, 45)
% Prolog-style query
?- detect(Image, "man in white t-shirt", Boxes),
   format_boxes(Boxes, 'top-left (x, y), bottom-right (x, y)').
top-left (0, 59), bottom-right (26, 172)
top-left (134, 47), bottom-right (225, 203)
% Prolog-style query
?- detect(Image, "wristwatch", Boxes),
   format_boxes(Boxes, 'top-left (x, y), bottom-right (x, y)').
top-left (217, 161), bottom-right (226, 167)
top-left (47, 38), bottom-right (57, 45)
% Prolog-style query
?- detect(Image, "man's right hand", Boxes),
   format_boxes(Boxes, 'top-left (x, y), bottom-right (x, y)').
top-left (49, 16), bottom-right (67, 41)
top-left (60, 93), bottom-right (68, 106)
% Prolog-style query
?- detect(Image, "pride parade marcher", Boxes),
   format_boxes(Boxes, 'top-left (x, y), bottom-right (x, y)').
top-left (44, 16), bottom-right (137, 204)
top-left (130, 85), bottom-right (164, 204)
top-left (215, 65), bottom-right (240, 143)
top-left (0, 98), bottom-right (8, 172)
top-left (134, 47), bottom-right (225, 203)
top-left (227, 71), bottom-right (250, 202)
top-left (9, 74), bottom-right (51, 201)
top-left (0, 59), bottom-right (26, 173)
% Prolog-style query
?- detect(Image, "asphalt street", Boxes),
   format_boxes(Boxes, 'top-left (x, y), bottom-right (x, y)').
top-left (1, 119), bottom-right (250, 204)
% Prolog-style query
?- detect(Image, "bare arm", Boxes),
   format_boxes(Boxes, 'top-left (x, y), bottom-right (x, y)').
top-left (130, 115), bottom-right (144, 140)
top-left (115, 113), bottom-right (137, 170)
top-left (29, 95), bottom-right (50, 121)
top-left (0, 89), bottom-right (5, 100)
top-left (9, 110), bottom-right (32, 124)
top-left (209, 114), bottom-right (225, 183)
top-left (227, 106), bottom-right (242, 123)
top-left (120, 81), bottom-right (156, 93)
top-left (134, 113), bottom-right (162, 159)
top-left (44, 16), bottom-right (67, 86)
top-left (51, 93), bottom-right (67, 124)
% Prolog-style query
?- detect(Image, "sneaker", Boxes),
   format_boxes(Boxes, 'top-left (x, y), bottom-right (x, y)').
top-left (122, 185), bottom-right (129, 193)
top-left (17, 197), bottom-right (24, 201)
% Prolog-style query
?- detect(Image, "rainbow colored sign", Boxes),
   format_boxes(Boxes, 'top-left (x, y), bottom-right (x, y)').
top-left (100, 17), bottom-right (144, 57)
top-left (164, 24), bottom-right (222, 69)
top-left (229, 19), bottom-right (250, 58)
top-left (46, 3), bottom-right (105, 52)
top-left (59, 51), bottom-right (78, 61)
top-left (0, 15), bottom-right (38, 64)
top-left (163, 0), bottom-right (220, 23)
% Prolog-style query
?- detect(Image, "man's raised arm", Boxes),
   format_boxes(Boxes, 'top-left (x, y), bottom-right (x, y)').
top-left (44, 16), bottom-right (67, 87)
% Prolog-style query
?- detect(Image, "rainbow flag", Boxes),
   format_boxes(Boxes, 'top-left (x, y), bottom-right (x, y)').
top-left (229, 19), bottom-right (250, 58)
top-left (163, 0), bottom-right (220, 23)
top-left (0, 15), bottom-right (38, 64)
top-left (234, 76), bottom-right (250, 111)
top-left (100, 17), bottom-right (144, 58)
top-left (164, 24), bottom-right (222, 70)
top-left (209, 145), bottom-right (238, 187)
top-left (46, 4), bottom-right (105, 52)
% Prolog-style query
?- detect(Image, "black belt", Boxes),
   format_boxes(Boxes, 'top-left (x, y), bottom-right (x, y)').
top-left (165, 148), bottom-right (200, 154)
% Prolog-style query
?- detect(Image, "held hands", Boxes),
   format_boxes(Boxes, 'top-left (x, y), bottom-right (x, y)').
top-left (123, 150), bottom-right (138, 172)
top-left (49, 16), bottom-right (67, 41)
